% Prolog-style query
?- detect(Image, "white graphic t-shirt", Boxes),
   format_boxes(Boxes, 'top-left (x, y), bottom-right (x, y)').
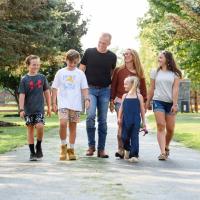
top-left (52, 67), bottom-right (88, 111)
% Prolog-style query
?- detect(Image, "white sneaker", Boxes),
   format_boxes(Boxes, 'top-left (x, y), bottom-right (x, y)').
top-left (128, 157), bottom-right (139, 163)
top-left (124, 150), bottom-right (130, 160)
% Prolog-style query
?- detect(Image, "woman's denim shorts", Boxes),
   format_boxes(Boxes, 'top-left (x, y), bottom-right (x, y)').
top-left (152, 100), bottom-right (173, 115)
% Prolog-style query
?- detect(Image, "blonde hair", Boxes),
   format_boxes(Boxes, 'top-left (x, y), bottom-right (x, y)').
top-left (25, 55), bottom-right (40, 66)
top-left (125, 76), bottom-right (139, 95)
top-left (65, 49), bottom-right (80, 62)
top-left (126, 49), bottom-right (144, 79)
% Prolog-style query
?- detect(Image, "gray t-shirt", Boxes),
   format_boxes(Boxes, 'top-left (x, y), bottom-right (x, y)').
top-left (150, 69), bottom-right (178, 103)
top-left (18, 74), bottom-right (50, 115)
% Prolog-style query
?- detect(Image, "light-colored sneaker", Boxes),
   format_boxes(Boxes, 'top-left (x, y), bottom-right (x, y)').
top-left (67, 148), bottom-right (77, 160)
top-left (128, 157), bottom-right (139, 163)
top-left (124, 150), bottom-right (130, 160)
top-left (60, 144), bottom-right (67, 161)
top-left (158, 153), bottom-right (167, 161)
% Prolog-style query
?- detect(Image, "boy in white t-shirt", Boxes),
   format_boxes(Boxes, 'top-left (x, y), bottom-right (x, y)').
top-left (52, 49), bottom-right (90, 160)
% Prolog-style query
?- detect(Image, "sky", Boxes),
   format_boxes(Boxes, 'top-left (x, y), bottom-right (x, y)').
top-left (72, 0), bottom-right (149, 51)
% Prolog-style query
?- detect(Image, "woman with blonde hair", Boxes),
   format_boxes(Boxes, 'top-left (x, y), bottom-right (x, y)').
top-left (111, 48), bottom-right (147, 158)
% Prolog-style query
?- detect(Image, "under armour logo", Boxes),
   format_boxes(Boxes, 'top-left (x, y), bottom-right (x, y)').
top-left (29, 80), bottom-right (42, 90)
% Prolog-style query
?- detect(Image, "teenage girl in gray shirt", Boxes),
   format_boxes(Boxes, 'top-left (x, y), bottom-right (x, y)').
top-left (146, 51), bottom-right (182, 160)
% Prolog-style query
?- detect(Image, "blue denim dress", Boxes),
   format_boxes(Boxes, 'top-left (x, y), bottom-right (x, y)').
top-left (121, 94), bottom-right (141, 158)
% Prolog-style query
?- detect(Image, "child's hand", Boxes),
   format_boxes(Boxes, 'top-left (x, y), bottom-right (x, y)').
top-left (142, 123), bottom-right (147, 130)
top-left (19, 111), bottom-right (25, 118)
top-left (47, 108), bottom-right (51, 117)
top-left (52, 104), bottom-right (57, 113)
top-left (85, 99), bottom-right (90, 110)
top-left (109, 101), bottom-right (115, 113)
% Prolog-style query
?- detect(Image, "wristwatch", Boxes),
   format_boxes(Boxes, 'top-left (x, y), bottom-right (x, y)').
top-left (19, 109), bottom-right (24, 112)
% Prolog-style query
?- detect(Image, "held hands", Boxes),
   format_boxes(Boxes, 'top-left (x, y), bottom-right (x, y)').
top-left (109, 101), bottom-right (115, 113)
top-left (145, 101), bottom-right (150, 111)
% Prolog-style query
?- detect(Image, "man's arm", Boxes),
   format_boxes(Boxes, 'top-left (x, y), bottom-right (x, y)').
top-left (79, 64), bottom-right (86, 72)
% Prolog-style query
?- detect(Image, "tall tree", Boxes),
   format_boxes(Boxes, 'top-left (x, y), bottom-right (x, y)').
top-left (0, 0), bottom-right (88, 105)
top-left (138, 0), bottom-right (200, 88)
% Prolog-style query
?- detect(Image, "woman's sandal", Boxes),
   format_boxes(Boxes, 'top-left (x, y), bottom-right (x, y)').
top-left (158, 153), bottom-right (167, 161)
top-left (165, 148), bottom-right (170, 158)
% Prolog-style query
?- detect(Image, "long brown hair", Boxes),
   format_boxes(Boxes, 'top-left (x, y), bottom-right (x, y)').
top-left (126, 49), bottom-right (145, 79)
top-left (159, 51), bottom-right (182, 78)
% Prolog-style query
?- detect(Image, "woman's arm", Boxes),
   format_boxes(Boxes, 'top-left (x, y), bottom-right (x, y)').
top-left (139, 77), bottom-right (147, 103)
top-left (139, 94), bottom-right (146, 128)
top-left (145, 79), bottom-right (155, 110)
top-left (171, 78), bottom-right (180, 114)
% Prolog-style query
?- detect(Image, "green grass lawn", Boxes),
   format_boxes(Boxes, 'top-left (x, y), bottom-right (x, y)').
top-left (147, 113), bottom-right (200, 150)
top-left (0, 112), bottom-right (86, 154)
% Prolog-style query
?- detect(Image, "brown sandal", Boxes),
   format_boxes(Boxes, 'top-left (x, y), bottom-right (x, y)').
top-left (158, 153), bottom-right (167, 161)
top-left (165, 148), bottom-right (170, 158)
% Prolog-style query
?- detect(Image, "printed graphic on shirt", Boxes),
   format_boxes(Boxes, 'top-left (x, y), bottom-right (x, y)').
top-left (63, 75), bottom-right (76, 90)
top-left (28, 80), bottom-right (42, 90)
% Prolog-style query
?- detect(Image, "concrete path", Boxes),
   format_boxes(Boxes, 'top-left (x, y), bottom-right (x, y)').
top-left (0, 112), bottom-right (200, 200)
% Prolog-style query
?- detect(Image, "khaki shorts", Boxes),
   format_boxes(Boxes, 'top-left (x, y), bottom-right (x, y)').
top-left (58, 108), bottom-right (80, 123)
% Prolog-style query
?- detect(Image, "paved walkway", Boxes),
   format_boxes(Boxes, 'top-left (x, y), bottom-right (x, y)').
top-left (0, 113), bottom-right (200, 200)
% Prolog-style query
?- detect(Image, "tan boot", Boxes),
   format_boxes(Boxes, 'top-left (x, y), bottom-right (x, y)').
top-left (60, 144), bottom-right (67, 160)
top-left (67, 148), bottom-right (77, 160)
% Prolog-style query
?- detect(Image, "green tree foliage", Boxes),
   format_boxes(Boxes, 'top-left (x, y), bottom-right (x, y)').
top-left (138, 0), bottom-right (200, 88)
top-left (0, 0), bottom-right (87, 105)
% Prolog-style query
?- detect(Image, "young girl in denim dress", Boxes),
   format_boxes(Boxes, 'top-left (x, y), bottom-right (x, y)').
top-left (118, 76), bottom-right (146, 163)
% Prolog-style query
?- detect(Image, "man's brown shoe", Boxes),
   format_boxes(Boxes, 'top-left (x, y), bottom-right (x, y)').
top-left (97, 150), bottom-right (109, 158)
top-left (86, 147), bottom-right (96, 156)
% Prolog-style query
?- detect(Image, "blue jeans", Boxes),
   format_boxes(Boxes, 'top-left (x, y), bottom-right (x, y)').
top-left (86, 87), bottom-right (110, 151)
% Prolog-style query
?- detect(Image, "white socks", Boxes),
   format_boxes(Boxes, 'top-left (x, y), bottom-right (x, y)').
top-left (61, 140), bottom-right (74, 149)
top-left (61, 140), bottom-right (67, 145)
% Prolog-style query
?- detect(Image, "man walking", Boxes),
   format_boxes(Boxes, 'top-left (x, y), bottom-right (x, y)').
top-left (80, 33), bottom-right (117, 158)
